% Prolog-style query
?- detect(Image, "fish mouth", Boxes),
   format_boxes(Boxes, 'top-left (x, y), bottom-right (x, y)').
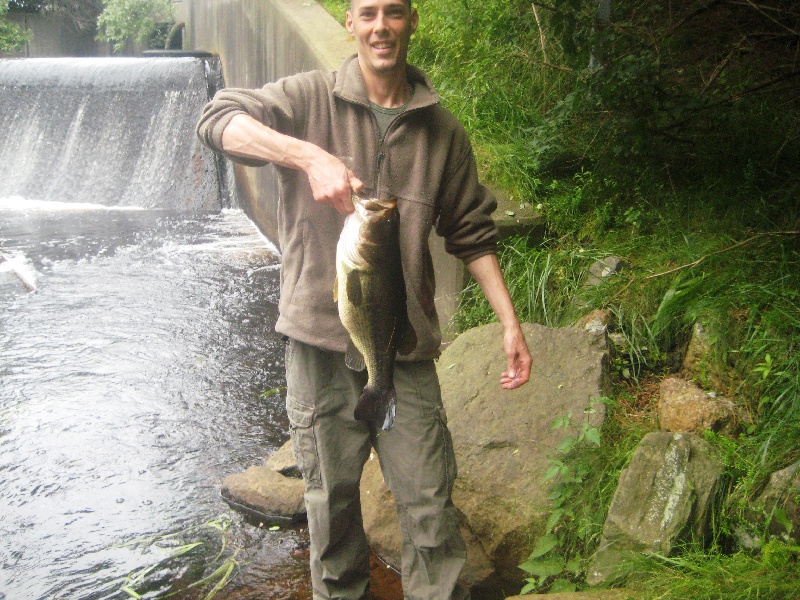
top-left (352, 194), bottom-right (397, 215)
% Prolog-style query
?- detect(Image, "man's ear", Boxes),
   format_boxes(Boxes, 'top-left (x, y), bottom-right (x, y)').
top-left (345, 11), bottom-right (354, 35)
top-left (410, 8), bottom-right (419, 34)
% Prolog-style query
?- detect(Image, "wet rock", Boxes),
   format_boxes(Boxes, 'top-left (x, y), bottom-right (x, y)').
top-left (221, 465), bottom-right (305, 521)
top-left (658, 377), bottom-right (740, 437)
top-left (587, 432), bottom-right (723, 586)
top-left (264, 439), bottom-right (301, 479)
top-left (439, 322), bottom-right (610, 586)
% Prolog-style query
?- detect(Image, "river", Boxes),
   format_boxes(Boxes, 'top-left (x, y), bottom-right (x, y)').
top-left (0, 198), bottom-right (313, 599)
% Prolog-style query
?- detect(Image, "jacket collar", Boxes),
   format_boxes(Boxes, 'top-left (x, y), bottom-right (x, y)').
top-left (333, 54), bottom-right (440, 111)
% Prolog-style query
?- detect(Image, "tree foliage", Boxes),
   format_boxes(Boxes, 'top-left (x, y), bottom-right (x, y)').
top-left (96, 0), bottom-right (173, 51)
top-left (6, 0), bottom-right (103, 32)
top-left (0, 1), bottom-right (29, 52)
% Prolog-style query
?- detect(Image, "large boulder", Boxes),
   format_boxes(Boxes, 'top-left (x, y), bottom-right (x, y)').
top-left (439, 322), bottom-right (610, 585)
top-left (359, 451), bottom-right (497, 592)
top-left (587, 432), bottom-right (723, 585)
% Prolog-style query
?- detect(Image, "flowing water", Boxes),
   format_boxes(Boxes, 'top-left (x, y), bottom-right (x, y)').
top-left (0, 198), bottom-right (312, 599)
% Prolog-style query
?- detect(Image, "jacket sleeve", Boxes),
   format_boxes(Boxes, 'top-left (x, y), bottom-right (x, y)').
top-left (195, 74), bottom-right (312, 167)
top-left (435, 137), bottom-right (499, 264)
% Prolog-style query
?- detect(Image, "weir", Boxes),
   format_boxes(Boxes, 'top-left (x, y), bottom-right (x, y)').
top-left (0, 56), bottom-right (228, 210)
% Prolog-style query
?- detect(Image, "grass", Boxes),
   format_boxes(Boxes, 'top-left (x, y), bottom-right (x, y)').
top-left (116, 514), bottom-right (240, 600)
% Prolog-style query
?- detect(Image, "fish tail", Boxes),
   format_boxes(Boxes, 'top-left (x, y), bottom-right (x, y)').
top-left (354, 385), bottom-right (397, 431)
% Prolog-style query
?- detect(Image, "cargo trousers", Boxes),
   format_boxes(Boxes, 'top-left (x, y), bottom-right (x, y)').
top-left (284, 338), bottom-right (469, 600)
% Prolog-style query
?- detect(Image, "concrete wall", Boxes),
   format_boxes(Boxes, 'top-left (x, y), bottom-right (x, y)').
top-left (181, 0), bottom-right (467, 338)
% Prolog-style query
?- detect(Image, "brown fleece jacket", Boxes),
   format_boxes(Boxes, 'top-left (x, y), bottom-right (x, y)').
top-left (196, 54), bottom-right (498, 360)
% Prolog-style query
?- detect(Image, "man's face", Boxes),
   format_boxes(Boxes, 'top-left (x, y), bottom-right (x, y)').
top-left (346, 0), bottom-right (418, 78)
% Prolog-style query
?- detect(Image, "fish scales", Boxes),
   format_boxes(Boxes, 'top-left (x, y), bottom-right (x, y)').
top-left (334, 195), bottom-right (416, 431)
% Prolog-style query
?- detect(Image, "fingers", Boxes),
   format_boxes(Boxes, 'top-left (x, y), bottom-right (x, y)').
top-left (500, 327), bottom-right (532, 390)
top-left (306, 151), bottom-right (358, 214)
top-left (350, 176), bottom-right (364, 195)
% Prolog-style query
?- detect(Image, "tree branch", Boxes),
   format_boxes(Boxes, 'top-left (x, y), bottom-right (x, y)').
top-left (645, 231), bottom-right (800, 280)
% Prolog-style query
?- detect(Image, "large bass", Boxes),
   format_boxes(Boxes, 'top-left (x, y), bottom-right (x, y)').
top-left (334, 195), bottom-right (417, 431)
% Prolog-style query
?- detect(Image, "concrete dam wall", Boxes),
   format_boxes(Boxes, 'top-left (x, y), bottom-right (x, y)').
top-left (0, 56), bottom-right (226, 210)
top-left (179, 0), bottom-right (468, 335)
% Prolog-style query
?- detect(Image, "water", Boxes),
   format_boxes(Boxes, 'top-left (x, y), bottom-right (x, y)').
top-left (0, 58), bottom-right (224, 210)
top-left (0, 198), bottom-right (311, 599)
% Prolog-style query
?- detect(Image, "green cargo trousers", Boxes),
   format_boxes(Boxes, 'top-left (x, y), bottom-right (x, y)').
top-left (284, 338), bottom-right (469, 600)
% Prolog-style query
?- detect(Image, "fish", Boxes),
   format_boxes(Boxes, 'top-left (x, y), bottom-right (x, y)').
top-left (334, 195), bottom-right (417, 431)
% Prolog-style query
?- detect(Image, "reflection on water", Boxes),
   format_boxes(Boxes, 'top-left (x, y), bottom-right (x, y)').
top-left (0, 199), bottom-right (309, 599)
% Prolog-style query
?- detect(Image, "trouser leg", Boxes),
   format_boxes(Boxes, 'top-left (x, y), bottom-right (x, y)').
top-left (372, 360), bottom-right (469, 600)
top-left (285, 339), bottom-right (373, 600)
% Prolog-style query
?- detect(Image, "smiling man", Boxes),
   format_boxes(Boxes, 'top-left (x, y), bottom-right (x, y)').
top-left (197, 1), bottom-right (531, 598)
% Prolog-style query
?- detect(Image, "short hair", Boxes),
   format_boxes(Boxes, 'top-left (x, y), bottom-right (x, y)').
top-left (350, 0), bottom-right (412, 9)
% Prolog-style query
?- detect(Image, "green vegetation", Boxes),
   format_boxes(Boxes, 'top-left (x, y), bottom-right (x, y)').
top-left (0, 1), bottom-right (29, 52)
top-left (329, 0), bottom-right (800, 596)
top-left (96, 0), bottom-right (173, 52)
top-left (116, 514), bottom-right (240, 600)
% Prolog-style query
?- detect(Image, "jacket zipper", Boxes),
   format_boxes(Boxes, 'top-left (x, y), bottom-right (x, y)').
top-left (374, 150), bottom-right (385, 195)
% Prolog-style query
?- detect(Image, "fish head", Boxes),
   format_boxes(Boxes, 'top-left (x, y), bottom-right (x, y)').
top-left (352, 196), bottom-right (399, 244)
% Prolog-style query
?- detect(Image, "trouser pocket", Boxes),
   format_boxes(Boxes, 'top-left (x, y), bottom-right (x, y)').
top-left (284, 339), bottom-right (324, 490)
top-left (286, 396), bottom-right (322, 489)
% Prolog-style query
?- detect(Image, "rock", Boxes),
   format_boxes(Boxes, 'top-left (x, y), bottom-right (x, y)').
top-left (506, 590), bottom-right (635, 599)
top-left (574, 308), bottom-right (613, 336)
top-left (584, 257), bottom-right (624, 288)
top-left (751, 460), bottom-right (800, 543)
top-left (681, 321), bottom-right (732, 392)
top-left (587, 432), bottom-right (723, 586)
top-left (438, 322), bottom-right (610, 586)
top-left (734, 461), bottom-right (800, 551)
top-left (264, 439), bottom-right (301, 478)
top-left (359, 451), bottom-right (497, 591)
top-left (658, 377), bottom-right (739, 436)
top-left (491, 186), bottom-right (546, 243)
top-left (221, 465), bottom-right (306, 521)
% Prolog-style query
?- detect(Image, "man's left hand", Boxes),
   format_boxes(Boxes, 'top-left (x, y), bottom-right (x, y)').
top-left (500, 324), bottom-right (531, 390)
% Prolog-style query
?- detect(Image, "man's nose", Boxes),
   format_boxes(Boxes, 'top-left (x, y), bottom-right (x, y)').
top-left (374, 11), bottom-right (388, 32)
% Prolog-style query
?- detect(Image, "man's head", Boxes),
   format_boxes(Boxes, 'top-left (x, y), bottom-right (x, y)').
top-left (346, 0), bottom-right (418, 81)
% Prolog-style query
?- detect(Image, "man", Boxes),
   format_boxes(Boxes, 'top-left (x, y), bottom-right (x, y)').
top-left (197, 0), bottom-right (532, 598)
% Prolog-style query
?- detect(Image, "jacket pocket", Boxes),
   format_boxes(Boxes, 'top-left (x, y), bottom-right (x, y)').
top-left (287, 397), bottom-right (322, 489)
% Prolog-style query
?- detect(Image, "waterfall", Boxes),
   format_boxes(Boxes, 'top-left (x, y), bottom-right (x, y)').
top-left (0, 56), bottom-right (228, 210)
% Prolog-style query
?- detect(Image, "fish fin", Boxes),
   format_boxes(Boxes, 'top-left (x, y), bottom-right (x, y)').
top-left (354, 385), bottom-right (396, 431)
top-left (345, 340), bottom-right (366, 372)
top-left (346, 269), bottom-right (362, 307)
top-left (333, 274), bottom-right (338, 302)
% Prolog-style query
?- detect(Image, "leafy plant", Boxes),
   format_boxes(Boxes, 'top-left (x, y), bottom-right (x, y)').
top-left (0, 1), bottom-right (29, 52)
top-left (519, 399), bottom-right (616, 594)
top-left (96, 0), bottom-right (173, 52)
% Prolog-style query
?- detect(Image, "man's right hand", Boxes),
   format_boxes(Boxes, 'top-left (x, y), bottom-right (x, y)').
top-left (304, 148), bottom-right (364, 215)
